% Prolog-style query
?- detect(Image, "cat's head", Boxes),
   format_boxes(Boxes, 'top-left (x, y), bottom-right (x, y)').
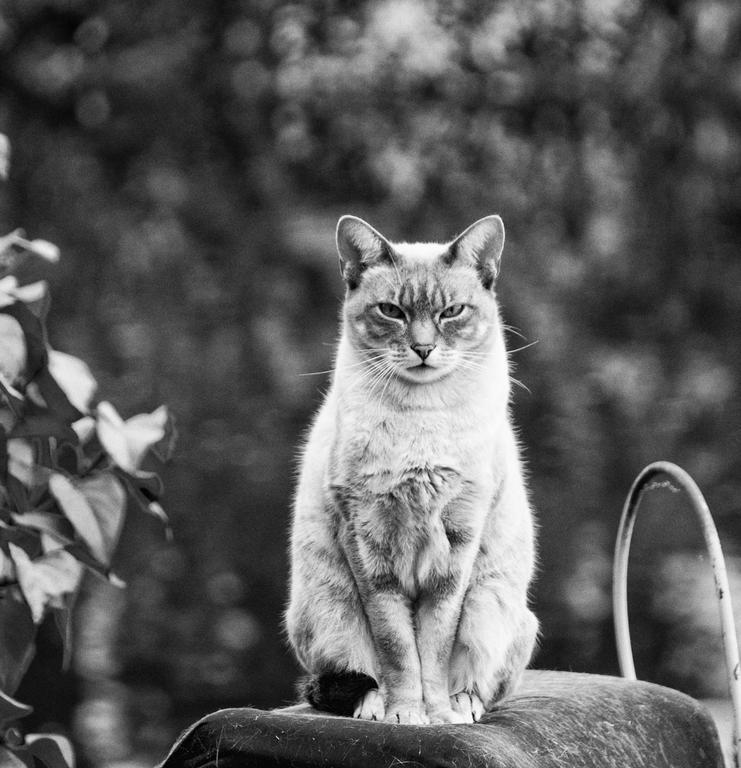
top-left (336, 215), bottom-right (506, 385)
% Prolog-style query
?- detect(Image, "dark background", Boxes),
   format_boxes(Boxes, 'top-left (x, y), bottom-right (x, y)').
top-left (2, 0), bottom-right (741, 765)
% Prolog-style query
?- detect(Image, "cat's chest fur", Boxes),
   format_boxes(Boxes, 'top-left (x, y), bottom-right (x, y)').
top-left (334, 397), bottom-right (494, 486)
top-left (329, 394), bottom-right (500, 595)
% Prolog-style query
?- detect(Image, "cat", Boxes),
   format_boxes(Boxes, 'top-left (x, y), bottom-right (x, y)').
top-left (285, 214), bottom-right (538, 725)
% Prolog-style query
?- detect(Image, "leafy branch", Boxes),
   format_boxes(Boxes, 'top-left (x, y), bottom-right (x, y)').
top-left (0, 133), bottom-right (175, 768)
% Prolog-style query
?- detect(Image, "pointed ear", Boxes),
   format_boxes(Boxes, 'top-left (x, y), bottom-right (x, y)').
top-left (336, 215), bottom-right (395, 290)
top-left (445, 215), bottom-right (505, 290)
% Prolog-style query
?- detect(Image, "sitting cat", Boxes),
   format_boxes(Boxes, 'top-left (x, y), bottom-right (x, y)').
top-left (286, 214), bottom-right (538, 724)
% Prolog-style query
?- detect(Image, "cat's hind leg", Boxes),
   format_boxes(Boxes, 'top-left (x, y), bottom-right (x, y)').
top-left (353, 688), bottom-right (385, 720)
top-left (287, 526), bottom-right (381, 716)
top-left (449, 577), bottom-right (538, 713)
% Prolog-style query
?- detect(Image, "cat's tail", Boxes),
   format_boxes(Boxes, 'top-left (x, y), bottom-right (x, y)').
top-left (299, 671), bottom-right (377, 716)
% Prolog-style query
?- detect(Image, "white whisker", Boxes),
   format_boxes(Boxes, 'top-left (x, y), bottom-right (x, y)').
top-left (507, 340), bottom-right (539, 355)
top-left (299, 352), bottom-right (388, 377)
top-left (373, 365), bottom-right (396, 422)
top-left (510, 376), bottom-right (531, 395)
top-left (503, 324), bottom-right (528, 341)
top-left (456, 360), bottom-right (487, 375)
top-left (346, 356), bottom-right (393, 393)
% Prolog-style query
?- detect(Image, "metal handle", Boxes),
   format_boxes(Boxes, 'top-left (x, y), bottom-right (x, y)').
top-left (613, 461), bottom-right (741, 767)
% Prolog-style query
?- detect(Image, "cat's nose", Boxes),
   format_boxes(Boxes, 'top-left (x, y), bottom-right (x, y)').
top-left (411, 343), bottom-right (436, 361)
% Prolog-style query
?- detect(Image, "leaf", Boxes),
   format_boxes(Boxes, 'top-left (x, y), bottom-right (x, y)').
top-left (26, 369), bottom-right (82, 427)
top-left (0, 304), bottom-right (47, 382)
top-left (96, 402), bottom-right (168, 473)
top-left (47, 475), bottom-right (106, 566)
top-left (0, 690), bottom-right (32, 730)
top-left (5, 477), bottom-right (29, 514)
top-left (0, 586), bottom-right (36, 696)
top-left (47, 351), bottom-right (96, 415)
top-left (24, 241), bottom-right (60, 264)
top-left (10, 512), bottom-right (75, 545)
top-left (147, 502), bottom-right (172, 539)
top-left (0, 380), bottom-right (23, 420)
top-left (0, 315), bottom-right (26, 389)
top-left (0, 550), bottom-right (14, 584)
top-left (0, 744), bottom-right (30, 768)
top-left (1, 234), bottom-right (59, 264)
top-left (0, 282), bottom-right (50, 325)
top-left (6, 283), bottom-right (47, 308)
top-left (117, 472), bottom-right (171, 534)
top-left (71, 417), bottom-right (95, 444)
top-left (77, 473), bottom-right (126, 563)
top-left (49, 443), bottom-right (79, 477)
top-left (127, 470), bottom-right (164, 501)
top-left (48, 473), bottom-right (125, 568)
top-left (7, 441), bottom-right (51, 489)
top-left (0, 276), bottom-right (20, 305)
top-left (94, 403), bottom-right (127, 469)
top-left (52, 603), bottom-right (73, 671)
top-left (0, 432), bottom-right (7, 488)
top-left (63, 543), bottom-right (122, 584)
top-left (150, 410), bottom-right (178, 463)
top-left (5, 441), bottom-right (32, 487)
top-left (0, 135), bottom-right (9, 181)
top-left (9, 412), bottom-right (78, 445)
top-left (8, 545), bottom-right (83, 625)
top-left (0, 528), bottom-right (39, 556)
top-left (26, 735), bottom-right (74, 768)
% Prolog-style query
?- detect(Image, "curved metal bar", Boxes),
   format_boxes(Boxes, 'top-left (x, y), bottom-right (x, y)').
top-left (613, 461), bottom-right (741, 768)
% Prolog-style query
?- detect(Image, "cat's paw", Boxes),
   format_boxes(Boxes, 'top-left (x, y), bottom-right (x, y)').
top-left (353, 688), bottom-right (385, 721)
top-left (383, 703), bottom-right (429, 725)
top-left (450, 691), bottom-right (486, 723)
top-left (427, 706), bottom-right (470, 724)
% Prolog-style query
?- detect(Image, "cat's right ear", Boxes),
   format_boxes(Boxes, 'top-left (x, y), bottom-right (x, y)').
top-left (446, 215), bottom-right (505, 290)
top-left (336, 215), bottom-right (395, 290)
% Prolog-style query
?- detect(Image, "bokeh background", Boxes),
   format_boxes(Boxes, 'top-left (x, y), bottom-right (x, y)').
top-left (1, 0), bottom-right (741, 764)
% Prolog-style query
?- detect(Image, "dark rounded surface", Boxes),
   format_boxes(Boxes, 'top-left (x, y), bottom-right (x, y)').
top-left (158, 671), bottom-right (724, 768)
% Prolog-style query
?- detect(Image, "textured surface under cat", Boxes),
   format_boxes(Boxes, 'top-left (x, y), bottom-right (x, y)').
top-left (287, 225), bottom-right (537, 723)
top-left (159, 672), bottom-right (725, 768)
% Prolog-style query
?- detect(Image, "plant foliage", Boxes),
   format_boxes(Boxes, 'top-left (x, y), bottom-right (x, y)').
top-left (0, 134), bottom-right (175, 768)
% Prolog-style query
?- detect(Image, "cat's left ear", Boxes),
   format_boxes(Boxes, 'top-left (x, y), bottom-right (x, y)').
top-left (445, 215), bottom-right (505, 290)
top-left (336, 215), bottom-right (396, 290)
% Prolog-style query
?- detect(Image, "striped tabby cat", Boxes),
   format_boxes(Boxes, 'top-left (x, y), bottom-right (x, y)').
top-left (286, 215), bottom-right (537, 724)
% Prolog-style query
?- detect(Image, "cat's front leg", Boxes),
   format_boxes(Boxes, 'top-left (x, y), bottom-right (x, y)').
top-left (361, 589), bottom-right (429, 724)
top-left (415, 585), bottom-right (471, 724)
top-left (353, 688), bottom-right (385, 720)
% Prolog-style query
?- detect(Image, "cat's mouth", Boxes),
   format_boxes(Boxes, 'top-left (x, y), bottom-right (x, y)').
top-left (401, 361), bottom-right (449, 383)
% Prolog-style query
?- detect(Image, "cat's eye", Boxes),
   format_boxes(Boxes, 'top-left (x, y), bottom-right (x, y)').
top-left (440, 304), bottom-right (465, 319)
top-left (377, 303), bottom-right (405, 320)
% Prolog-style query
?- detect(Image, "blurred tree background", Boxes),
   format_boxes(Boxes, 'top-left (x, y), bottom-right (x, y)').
top-left (1, 0), bottom-right (741, 764)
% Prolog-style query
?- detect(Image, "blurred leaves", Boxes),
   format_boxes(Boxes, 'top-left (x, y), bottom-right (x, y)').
top-left (0, 136), bottom-right (175, 768)
top-left (0, 240), bottom-right (173, 645)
